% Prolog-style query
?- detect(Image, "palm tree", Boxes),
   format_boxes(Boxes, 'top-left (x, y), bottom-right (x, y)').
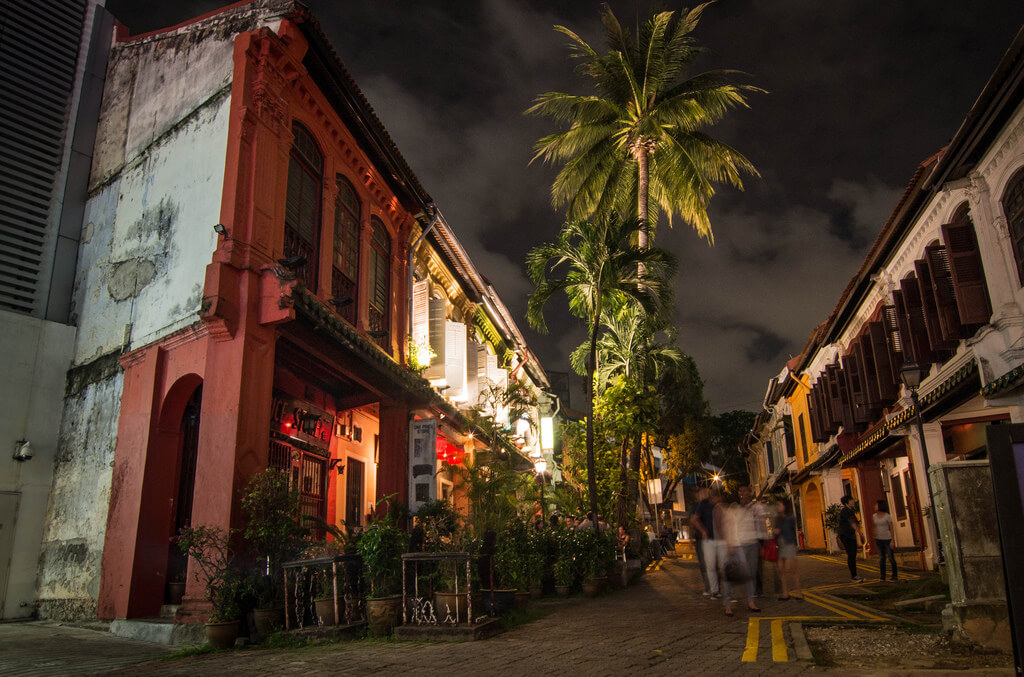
top-left (570, 305), bottom-right (682, 394)
top-left (527, 4), bottom-right (760, 250)
top-left (527, 216), bottom-right (675, 531)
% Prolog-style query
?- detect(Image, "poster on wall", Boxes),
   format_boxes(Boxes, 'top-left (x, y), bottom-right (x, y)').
top-left (408, 418), bottom-right (438, 513)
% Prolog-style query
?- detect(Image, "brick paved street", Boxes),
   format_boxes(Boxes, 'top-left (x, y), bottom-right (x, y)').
top-left (0, 553), bottom-right (987, 676)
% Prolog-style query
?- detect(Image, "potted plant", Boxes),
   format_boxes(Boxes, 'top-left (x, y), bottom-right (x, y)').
top-left (553, 556), bottom-right (575, 597)
top-left (241, 468), bottom-right (308, 635)
top-left (174, 525), bottom-right (245, 649)
top-left (357, 511), bottom-right (409, 636)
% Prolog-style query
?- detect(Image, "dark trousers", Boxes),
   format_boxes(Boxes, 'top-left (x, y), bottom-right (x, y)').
top-left (695, 538), bottom-right (710, 592)
top-left (876, 539), bottom-right (898, 580)
top-left (839, 535), bottom-right (858, 578)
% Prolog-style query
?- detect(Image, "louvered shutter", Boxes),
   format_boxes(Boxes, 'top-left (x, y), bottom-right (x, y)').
top-left (843, 352), bottom-right (872, 425)
top-left (925, 244), bottom-right (963, 342)
top-left (425, 297), bottom-right (446, 380)
top-left (914, 259), bottom-right (955, 353)
top-left (815, 382), bottom-right (836, 436)
top-left (899, 276), bottom-right (936, 366)
top-left (807, 388), bottom-right (822, 442)
top-left (411, 280), bottom-right (429, 344)
top-left (466, 338), bottom-right (481, 406)
top-left (444, 321), bottom-right (467, 399)
top-left (868, 321), bottom-right (899, 401)
top-left (941, 222), bottom-right (992, 325)
top-left (882, 304), bottom-right (905, 372)
top-left (825, 367), bottom-right (843, 432)
top-left (855, 334), bottom-right (883, 408)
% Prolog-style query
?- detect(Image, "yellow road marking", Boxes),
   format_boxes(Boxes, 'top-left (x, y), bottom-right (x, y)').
top-left (803, 591), bottom-right (888, 622)
top-left (742, 618), bottom-right (760, 662)
top-left (771, 620), bottom-right (788, 662)
top-left (801, 592), bottom-right (858, 619)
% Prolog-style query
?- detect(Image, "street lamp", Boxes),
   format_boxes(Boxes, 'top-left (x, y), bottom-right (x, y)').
top-left (899, 360), bottom-right (944, 566)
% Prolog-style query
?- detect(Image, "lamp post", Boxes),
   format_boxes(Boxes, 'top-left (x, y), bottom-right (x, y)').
top-left (899, 360), bottom-right (944, 567)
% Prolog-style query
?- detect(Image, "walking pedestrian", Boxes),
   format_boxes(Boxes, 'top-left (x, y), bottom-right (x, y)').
top-left (873, 500), bottom-right (898, 582)
top-left (689, 487), bottom-right (712, 596)
top-left (837, 495), bottom-right (865, 582)
top-left (773, 498), bottom-right (802, 600)
top-left (721, 486), bottom-right (762, 616)
top-left (751, 497), bottom-right (769, 596)
top-left (692, 488), bottom-right (723, 598)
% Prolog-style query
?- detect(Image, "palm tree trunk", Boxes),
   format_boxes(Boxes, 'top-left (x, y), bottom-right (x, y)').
top-left (637, 146), bottom-right (650, 250)
top-left (615, 438), bottom-right (630, 526)
top-left (586, 313), bottom-right (601, 534)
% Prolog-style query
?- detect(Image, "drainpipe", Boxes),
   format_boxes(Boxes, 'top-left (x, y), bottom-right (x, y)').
top-left (408, 204), bottom-right (440, 340)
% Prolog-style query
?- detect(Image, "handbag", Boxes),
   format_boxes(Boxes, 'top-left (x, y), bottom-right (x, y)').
top-left (761, 539), bottom-right (778, 563)
top-left (723, 558), bottom-right (747, 583)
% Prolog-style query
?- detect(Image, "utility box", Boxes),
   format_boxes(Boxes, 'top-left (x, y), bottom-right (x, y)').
top-left (929, 460), bottom-right (1011, 651)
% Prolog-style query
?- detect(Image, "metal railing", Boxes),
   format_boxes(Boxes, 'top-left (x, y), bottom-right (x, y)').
top-left (401, 552), bottom-right (475, 626)
top-left (282, 554), bottom-right (364, 629)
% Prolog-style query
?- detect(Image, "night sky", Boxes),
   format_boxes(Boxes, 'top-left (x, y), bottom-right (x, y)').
top-left (108, 0), bottom-right (1024, 413)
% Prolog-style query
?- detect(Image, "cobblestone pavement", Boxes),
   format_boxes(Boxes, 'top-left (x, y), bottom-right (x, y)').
top-left (0, 553), bottom-right (957, 676)
top-left (0, 621), bottom-right (173, 676)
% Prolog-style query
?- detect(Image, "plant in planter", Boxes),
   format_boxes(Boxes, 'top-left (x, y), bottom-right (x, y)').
top-left (553, 557), bottom-right (576, 597)
top-left (173, 524), bottom-right (247, 649)
top-left (242, 468), bottom-right (308, 613)
top-left (356, 510), bottom-right (409, 636)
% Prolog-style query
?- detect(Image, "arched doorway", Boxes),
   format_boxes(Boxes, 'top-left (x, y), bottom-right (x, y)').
top-left (165, 385), bottom-right (202, 595)
top-left (127, 375), bottom-right (202, 618)
top-left (803, 483), bottom-right (826, 549)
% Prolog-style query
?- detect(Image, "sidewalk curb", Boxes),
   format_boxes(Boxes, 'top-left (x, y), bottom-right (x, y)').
top-left (789, 621), bottom-right (814, 661)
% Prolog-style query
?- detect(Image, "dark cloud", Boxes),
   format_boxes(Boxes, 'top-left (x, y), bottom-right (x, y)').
top-left (107, 0), bottom-right (1024, 413)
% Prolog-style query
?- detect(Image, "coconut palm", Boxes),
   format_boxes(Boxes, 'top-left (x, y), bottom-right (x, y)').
top-left (527, 3), bottom-right (760, 250)
top-left (527, 216), bottom-right (675, 531)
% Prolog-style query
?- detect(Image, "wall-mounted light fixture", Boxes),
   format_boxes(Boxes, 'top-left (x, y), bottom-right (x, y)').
top-left (329, 296), bottom-right (354, 308)
top-left (329, 458), bottom-right (345, 475)
top-left (12, 440), bottom-right (32, 462)
top-left (277, 255), bottom-right (308, 270)
top-left (213, 223), bottom-right (229, 238)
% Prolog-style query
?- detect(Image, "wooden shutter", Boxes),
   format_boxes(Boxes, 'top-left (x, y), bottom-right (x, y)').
top-left (843, 352), bottom-right (872, 425)
top-left (829, 363), bottom-right (855, 431)
top-left (867, 320), bottom-right (899, 401)
top-left (466, 338), bottom-right (481, 406)
top-left (925, 244), bottom-right (963, 342)
top-left (807, 386), bottom-right (823, 443)
top-left (941, 221), bottom-right (992, 325)
top-left (882, 304), bottom-right (905, 372)
top-left (815, 380), bottom-right (836, 436)
top-left (444, 320), bottom-right (467, 399)
top-left (411, 280), bottom-right (429, 344)
top-left (899, 276), bottom-right (937, 366)
top-left (855, 333), bottom-right (883, 408)
top-left (1002, 171), bottom-right (1024, 286)
top-left (914, 259), bottom-right (956, 354)
top-left (425, 297), bottom-right (446, 380)
top-left (825, 367), bottom-right (843, 432)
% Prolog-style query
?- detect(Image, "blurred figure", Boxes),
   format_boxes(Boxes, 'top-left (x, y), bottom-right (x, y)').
top-left (617, 525), bottom-right (630, 561)
top-left (773, 498), bottom-right (802, 600)
top-left (689, 487), bottom-right (712, 596)
top-left (721, 486), bottom-right (761, 616)
top-left (873, 500), bottom-right (898, 581)
top-left (837, 495), bottom-right (865, 582)
top-left (694, 488), bottom-right (724, 598)
top-left (566, 515), bottom-right (577, 530)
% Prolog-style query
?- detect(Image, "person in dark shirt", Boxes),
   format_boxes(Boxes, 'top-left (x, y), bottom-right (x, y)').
top-left (690, 487), bottom-right (722, 597)
top-left (837, 495), bottom-right (864, 582)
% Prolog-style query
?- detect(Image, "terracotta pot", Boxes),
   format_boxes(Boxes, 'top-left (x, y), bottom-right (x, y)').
top-left (365, 595), bottom-right (402, 637)
top-left (205, 620), bottom-right (238, 650)
top-left (434, 591), bottom-right (469, 623)
top-left (529, 585), bottom-right (543, 599)
top-left (515, 591), bottom-right (530, 609)
top-left (581, 578), bottom-right (601, 598)
top-left (253, 607), bottom-right (284, 636)
top-left (554, 584), bottom-right (571, 598)
top-left (314, 596), bottom-right (337, 626)
top-left (166, 581), bottom-right (185, 606)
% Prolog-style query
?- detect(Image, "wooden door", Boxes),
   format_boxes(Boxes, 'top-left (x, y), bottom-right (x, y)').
top-left (345, 458), bottom-right (365, 528)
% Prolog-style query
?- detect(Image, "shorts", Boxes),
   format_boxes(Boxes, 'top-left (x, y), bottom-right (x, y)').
top-left (778, 543), bottom-right (797, 560)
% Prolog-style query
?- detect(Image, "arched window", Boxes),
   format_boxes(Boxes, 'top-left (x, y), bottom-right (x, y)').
top-left (368, 217), bottom-right (391, 348)
top-left (1002, 168), bottom-right (1024, 286)
top-left (332, 176), bottom-right (360, 324)
top-left (284, 122), bottom-right (323, 290)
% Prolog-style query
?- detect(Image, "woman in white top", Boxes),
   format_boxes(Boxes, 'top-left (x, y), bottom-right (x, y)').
top-left (872, 500), bottom-right (898, 581)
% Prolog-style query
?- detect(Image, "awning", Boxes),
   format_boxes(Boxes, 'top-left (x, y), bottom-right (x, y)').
top-left (790, 445), bottom-right (841, 484)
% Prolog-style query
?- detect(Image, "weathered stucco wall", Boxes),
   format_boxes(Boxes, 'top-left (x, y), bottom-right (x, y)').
top-left (36, 358), bottom-right (122, 620)
top-left (0, 311), bottom-right (76, 619)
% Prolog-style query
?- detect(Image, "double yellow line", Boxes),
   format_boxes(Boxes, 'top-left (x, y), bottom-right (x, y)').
top-left (741, 619), bottom-right (789, 662)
